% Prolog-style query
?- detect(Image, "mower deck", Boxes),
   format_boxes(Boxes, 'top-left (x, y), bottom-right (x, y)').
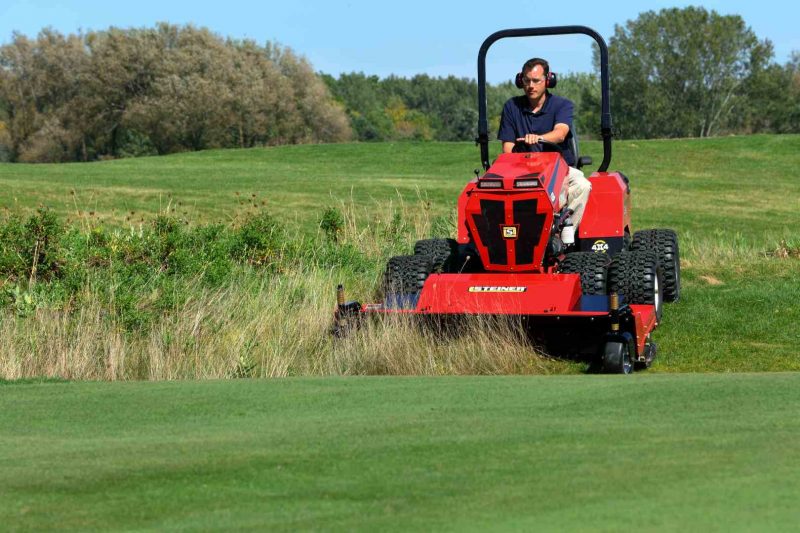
top-left (355, 273), bottom-right (658, 357)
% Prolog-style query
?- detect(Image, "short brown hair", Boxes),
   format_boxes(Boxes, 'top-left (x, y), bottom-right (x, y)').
top-left (522, 57), bottom-right (550, 76)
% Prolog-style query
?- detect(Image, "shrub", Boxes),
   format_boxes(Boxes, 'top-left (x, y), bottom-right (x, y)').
top-left (231, 213), bottom-right (286, 269)
top-left (320, 207), bottom-right (344, 242)
top-left (0, 208), bottom-right (65, 283)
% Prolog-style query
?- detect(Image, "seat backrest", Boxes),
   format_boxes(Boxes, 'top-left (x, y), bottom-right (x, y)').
top-left (569, 128), bottom-right (581, 163)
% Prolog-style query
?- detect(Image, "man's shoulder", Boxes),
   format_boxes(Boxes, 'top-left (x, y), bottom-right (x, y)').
top-left (503, 95), bottom-right (529, 110)
top-left (547, 93), bottom-right (574, 109)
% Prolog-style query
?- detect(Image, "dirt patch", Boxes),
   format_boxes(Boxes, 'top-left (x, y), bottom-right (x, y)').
top-left (699, 275), bottom-right (724, 286)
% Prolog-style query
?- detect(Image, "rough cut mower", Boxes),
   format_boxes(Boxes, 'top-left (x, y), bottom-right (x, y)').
top-left (334, 25), bottom-right (681, 374)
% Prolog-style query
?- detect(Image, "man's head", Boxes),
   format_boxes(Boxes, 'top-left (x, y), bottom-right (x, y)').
top-left (515, 58), bottom-right (557, 100)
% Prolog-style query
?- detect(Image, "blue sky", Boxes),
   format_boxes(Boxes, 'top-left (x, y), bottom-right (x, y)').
top-left (1, 0), bottom-right (796, 83)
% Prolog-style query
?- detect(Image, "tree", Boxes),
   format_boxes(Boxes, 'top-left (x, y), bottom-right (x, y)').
top-left (323, 72), bottom-right (397, 141)
top-left (0, 24), bottom-right (351, 162)
top-left (607, 7), bottom-right (773, 138)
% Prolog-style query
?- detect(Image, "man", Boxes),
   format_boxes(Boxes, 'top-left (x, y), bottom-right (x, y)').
top-left (497, 58), bottom-right (591, 230)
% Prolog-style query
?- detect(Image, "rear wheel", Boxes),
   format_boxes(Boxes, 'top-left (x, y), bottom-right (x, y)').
top-left (602, 341), bottom-right (633, 374)
top-left (608, 250), bottom-right (664, 323)
top-left (631, 229), bottom-right (681, 302)
top-left (414, 238), bottom-right (458, 272)
top-left (382, 255), bottom-right (434, 297)
top-left (558, 252), bottom-right (611, 295)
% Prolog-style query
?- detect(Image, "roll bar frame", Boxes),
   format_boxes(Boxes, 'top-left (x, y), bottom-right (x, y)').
top-left (476, 25), bottom-right (612, 172)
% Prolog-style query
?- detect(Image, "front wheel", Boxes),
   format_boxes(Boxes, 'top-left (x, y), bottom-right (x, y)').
top-left (608, 250), bottom-right (664, 324)
top-left (630, 229), bottom-right (681, 302)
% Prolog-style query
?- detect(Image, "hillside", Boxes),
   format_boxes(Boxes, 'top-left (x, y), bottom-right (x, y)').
top-left (1, 135), bottom-right (799, 377)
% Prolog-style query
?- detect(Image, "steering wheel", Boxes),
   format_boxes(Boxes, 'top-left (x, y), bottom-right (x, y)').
top-left (512, 138), bottom-right (564, 156)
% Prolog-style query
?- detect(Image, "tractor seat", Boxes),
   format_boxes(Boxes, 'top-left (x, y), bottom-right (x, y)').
top-left (569, 126), bottom-right (593, 170)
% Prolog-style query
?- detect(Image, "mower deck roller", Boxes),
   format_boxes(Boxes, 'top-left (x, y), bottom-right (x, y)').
top-left (333, 25), bottom-right (679, 374)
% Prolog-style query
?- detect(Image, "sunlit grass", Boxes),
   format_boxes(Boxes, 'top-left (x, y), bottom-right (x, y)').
top-left (1, 135), bottom-right (799, 378)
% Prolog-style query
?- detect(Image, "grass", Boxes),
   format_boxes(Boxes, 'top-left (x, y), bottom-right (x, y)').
top-left (2, 374), bottom-right (800, 530)
top-left (0, 134), bottom-right (796, 234)
top-left (1, 135), bottom-right (799, 377)
top-left (2, 138), bottom-right (799, 531)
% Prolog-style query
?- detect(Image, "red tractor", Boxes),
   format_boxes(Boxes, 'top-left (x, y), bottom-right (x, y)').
top-left (335, 26), bottom-right (680, 374)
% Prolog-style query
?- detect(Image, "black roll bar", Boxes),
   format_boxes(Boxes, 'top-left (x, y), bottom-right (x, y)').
top-left (477, 25), bottom-right (612, 172)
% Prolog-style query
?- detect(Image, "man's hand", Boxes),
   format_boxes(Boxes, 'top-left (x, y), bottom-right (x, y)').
top-left (517, 134), bottom-right (543, 145)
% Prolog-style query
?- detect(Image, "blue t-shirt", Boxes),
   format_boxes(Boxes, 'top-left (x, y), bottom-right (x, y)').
top-left (497, 93), bottom-right (576, 166)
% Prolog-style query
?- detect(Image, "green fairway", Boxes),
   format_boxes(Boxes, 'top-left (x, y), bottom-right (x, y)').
top-left (1, 135), bottom-right (798, 238)
top-left (2, 375), bottom-right (800, 530)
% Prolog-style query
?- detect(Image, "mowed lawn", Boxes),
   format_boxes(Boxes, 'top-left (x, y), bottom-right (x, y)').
top-left (0, 134), bottom-right (798, 236)
top-left (2, 374), bottom-right (800, 531)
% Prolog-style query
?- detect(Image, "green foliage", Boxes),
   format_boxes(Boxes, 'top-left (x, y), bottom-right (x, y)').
top-left (0, 119), bottom-right (10, 162)
top-left (430, 210), bottom-right (457, 239)
top-left (606, 6), bottom-right (775, 138)
top-left (325, 73), bottom-right (480, 142)
top-left (0, 205), bottom-right (381, 331)
top-left (738, 56), bottom-right (800, 133)
top-left (319, 207), bottom-right (344, 242)
top-left (116, 129), bottom-right (158, 158)
top-left (0, 207), bottom-right (64, 283)
top-left (0, 24), bottom-right (352, 162)
top-left (325, 71), bottom-right (618, 143)
top-left (230, 212), bottom-right (286, 268)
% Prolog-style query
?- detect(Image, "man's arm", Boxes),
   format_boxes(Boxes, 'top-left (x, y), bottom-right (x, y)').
top-left (519, 124), bottom-right (570, 145)
top-left (504, 124), bottom-right (569, 153)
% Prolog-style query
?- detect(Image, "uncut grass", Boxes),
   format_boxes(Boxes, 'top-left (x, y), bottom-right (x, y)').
top-left (0, 275), bottom-right (568, 380)
top-left (0, 198), bottom-right (569, 380)
top-left (1, 199), bottom-right (796, 379)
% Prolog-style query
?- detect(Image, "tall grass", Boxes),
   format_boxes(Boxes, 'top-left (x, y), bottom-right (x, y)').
top-left (0, 196), bottom-right (572, 380)
top-left (2, 185), bottom-right (797, 380)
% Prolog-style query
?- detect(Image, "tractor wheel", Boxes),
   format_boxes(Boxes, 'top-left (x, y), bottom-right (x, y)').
top-left (608, 250), bottom-right (664, 324)
top-left (558, 252), bottom-right (611, 295)
top-left (601, 341), bottom-right (633, 374)
top-left (414, 238), bottom-right (458, 272)
top-left (630, 229), bottom-right (681, 302)
top-left (382, 254), bottom-right (434, 296)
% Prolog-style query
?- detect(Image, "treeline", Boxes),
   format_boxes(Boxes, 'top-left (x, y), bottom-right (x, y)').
top-left (323, 8), bottom-right (798, 142)
top-left (1, 8), bottom-right (798, 163)
top-left (0, 24), bottom-right (352, 163)
top-left (321, 72), bottom-right (599, 142)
